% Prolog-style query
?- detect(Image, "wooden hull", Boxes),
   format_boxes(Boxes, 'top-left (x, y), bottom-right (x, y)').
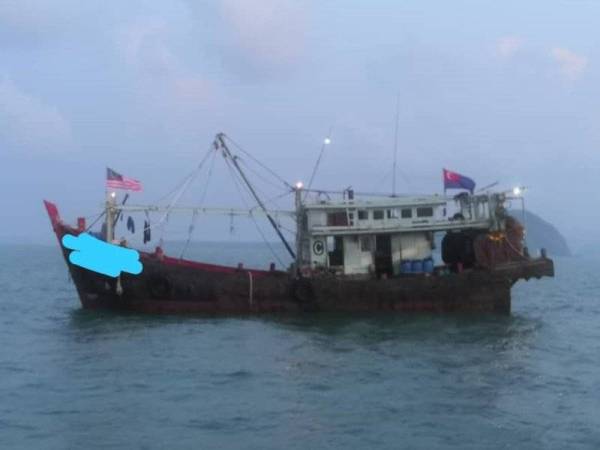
top-left (45, 201), bottom-right (554, 315)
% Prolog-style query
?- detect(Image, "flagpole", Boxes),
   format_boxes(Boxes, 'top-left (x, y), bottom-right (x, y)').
top-left (105, 168), bottom-right (116, 243)
top-left (105, 191), bottom-right (116, 243)
top-left (442, 169), bottom-right (446, 196)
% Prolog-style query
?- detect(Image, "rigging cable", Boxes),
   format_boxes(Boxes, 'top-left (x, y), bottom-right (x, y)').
top-left (180, 149), bottom-right (218, 259)
top-left (158, 212), bottom-right (170, 249)
top-left (237, 157), bottom-right (292, 193)
top-left (153, 169), bottom-right (196, 204)
top-left (84, 211), bottom-right (106, 233)
top-left (223, 155), bottom-right (286, 268)
top-left (305, 126), bottom-right (334, 201)
top-left (217, 134), bottom-right (296, 260)
top-left (236, 159), bottom-right (294, 213)
top-left (222, 134), bottom-right (293, 190)
top-left (151, 145), bottom-right (213, 205)
top-left (146, 145), bottom-right (214, 231)
top-left (263, 190), bottom-right (294, 208)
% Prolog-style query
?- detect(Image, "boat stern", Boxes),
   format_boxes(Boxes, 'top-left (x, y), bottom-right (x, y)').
top-left (494, 256), bottom-right (555, 284)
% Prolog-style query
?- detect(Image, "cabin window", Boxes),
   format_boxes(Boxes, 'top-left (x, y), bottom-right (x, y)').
top-left (416, 207), bottom-right (434, 218)
top-left (360, 236), bottom-right (374, 252)
top-left (373, 210), bottom-right (384, 220)
top-left (387, 209), bottom-right (399, 219)
top-left (401, 208), bottom-right (412, 218)
top-left (326, 236), bottom-right (335, 250)
top-left (358, 210), bottom-right (368, 220)
top-left (327, 211), bottom-right (348, 226)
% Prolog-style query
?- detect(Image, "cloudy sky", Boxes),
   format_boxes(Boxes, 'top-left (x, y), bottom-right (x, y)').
top-left (1, 0), bottom-right (598, 251)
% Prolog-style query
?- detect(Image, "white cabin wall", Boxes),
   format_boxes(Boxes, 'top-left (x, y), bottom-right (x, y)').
top-left (307, 211), bottom-right (327, 229)
top-left (343, 236), bottom-right (371, 275)
top-left (309, 236), bottom-right (328, 268)
top-left (360, 240), bottom-right (374, 271)
top-left (343, 236), bottom-right (360, 274)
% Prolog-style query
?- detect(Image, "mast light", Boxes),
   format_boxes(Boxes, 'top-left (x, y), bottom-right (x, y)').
top-left (324, 138), bottom-right (331, 145)
top-left (295, 181), bottom-right (304, 190)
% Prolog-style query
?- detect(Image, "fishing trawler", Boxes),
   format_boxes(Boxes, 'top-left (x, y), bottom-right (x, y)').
top-left (44, 133), bottom-right (554, 314)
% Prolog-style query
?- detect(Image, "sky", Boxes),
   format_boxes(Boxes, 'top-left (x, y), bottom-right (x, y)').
top-left (1, 0), bottom-right (598, 252)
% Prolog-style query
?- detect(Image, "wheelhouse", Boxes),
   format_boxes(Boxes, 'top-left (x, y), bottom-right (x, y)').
top-left (295, 190), bottom-right (506, 277)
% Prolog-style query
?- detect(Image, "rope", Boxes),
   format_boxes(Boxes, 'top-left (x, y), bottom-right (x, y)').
top-left (180, 150), bottom-right (217, 258)
top-left (369, 157), bottom-right (413, 194)
top-left (157, 212), bottom-right (170, 246)
top-left (79, 210), bottom-right (106, 221)
top-left (238, 157), bottom-right (292, 192)
top-left (265, 190), bottom-right (294, 203)
top-left (235, 161), bottom-right (292, 212)
top-left (305, 126), bottom-right (333, 200)
top-left (151, 144), bottom-right (213, 205)
top-left (277, 223), bottom-right (296, 235)
top-left (372, 167), bottom-right (393, 193)
top-left (261, 190), bottom-right (295, 214)
top-left (223, 134), bottom-right (293, 190)
top-left (84, 211), bottom-right (106, 232)
top-left (147, 147), bottom-right (214, 231)
top-left (153, 169), bottom-right (196, 204)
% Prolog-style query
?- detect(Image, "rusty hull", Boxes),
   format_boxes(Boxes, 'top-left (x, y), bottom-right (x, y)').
top-left (44, 200), bottom-right (554, 315)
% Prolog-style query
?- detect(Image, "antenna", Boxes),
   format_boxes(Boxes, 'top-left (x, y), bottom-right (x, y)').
top-left (392, 93), bottom-right (400, 197)
top-left (304, 126), bottom-right (333, 200)
top-left (476, 181), bottom-right (499, 193)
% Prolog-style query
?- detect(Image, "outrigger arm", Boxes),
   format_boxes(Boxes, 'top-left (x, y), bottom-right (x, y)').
top-left (113, 205), bottom-right (294, 217)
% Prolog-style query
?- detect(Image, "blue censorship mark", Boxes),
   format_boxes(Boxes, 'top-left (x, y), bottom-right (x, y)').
top-left (62, 233), bottom-right (143, 278)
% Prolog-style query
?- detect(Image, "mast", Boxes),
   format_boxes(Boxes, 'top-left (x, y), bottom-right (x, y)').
top-left (295, 185), bottom-right (304, 269)
top-left (392, 93), bottom-right (400, 197)
top-left (214, 133), bottom-right (296, 261)
top-left (105, 191), bottom-right (116, 242)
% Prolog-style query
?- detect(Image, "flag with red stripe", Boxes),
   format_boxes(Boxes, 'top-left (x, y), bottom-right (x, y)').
top-left (443, 168), bottom-right (475, 194)
top-left (106, 168), bottom-right (142, 191)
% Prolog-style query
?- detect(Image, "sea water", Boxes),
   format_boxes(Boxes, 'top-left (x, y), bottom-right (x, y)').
top-left (0, 243), bottom-right (599, 449)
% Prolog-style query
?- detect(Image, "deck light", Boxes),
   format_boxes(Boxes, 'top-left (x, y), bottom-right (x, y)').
top-left (110, 192), bottom-right (117, 198)
top-left (512, 187), bottom-right (522, 196)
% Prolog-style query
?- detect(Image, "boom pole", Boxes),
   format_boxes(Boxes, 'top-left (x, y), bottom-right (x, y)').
top-left (215, 133), bottom-right (296, 261)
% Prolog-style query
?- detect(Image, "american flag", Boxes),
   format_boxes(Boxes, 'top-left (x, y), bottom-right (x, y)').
top-left (106, 168), bottom-right (142, 191)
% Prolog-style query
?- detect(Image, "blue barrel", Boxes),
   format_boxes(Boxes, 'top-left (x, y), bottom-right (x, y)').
top-left (401, 260), bottom-right (412, 273)
top-left (411, 259), bottom-right (423, 273)
top-left (423, 258), bottom-right (434, 273)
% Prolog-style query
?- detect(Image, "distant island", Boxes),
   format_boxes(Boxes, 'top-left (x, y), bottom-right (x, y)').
top-left (509, 210), bottom-right (571, 257)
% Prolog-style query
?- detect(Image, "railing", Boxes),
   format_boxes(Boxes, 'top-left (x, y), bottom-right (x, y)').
top-left (310, 218), bottom-right (492, 236)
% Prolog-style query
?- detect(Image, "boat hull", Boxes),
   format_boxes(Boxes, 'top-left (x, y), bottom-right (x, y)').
top-left (45, 201), bottom-right (554, 315)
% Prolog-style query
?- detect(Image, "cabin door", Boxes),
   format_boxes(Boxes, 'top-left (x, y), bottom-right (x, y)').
top-left (375, 234), bottom-right (393, 277)
top-left (327, 236), bottom-right (344, 267)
